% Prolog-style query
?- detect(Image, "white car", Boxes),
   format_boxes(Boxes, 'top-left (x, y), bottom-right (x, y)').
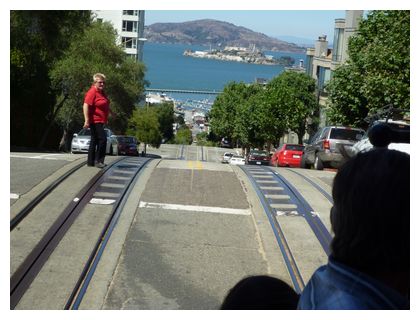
top-left (351, 120), bottom-right (410, 155)
top-left (228, 155), bottom-right (245, 165)
top-left (71, 128), bottom-right (118, 155)
top-left (221, 152), bottom-right (234, 163)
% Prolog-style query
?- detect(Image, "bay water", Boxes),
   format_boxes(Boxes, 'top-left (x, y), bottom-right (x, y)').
top-left (143, 42), bottom-right (307, 103)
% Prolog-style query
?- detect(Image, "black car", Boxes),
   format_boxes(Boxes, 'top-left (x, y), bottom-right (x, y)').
top-left (246, 150), bottom-right (270, 165)
top-left (220, 137), bottom-right (232, 148)
top-left (116, 136), bottom-right (139, 156)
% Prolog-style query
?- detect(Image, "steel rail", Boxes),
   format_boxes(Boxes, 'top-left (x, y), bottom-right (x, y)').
top-left (267, 168), bottom-right (332, 255)
top-left (10, 160), bottom-right (87, 231)
top-left (65, 158), bottom-right (151, 309)
top-left (240, 166), bottom-right (305, 294)
top-left (285, 168), bottom-right (333, 204)
top-left (10, 158), bottom-right (128, 309)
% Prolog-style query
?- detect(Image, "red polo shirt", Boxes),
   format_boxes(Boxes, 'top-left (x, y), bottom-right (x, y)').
top-left (84, 86), bottom-right (110, 124)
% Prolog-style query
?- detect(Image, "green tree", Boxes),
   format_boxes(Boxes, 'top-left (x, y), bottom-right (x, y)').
top-left (153, 102), bottom-right (175, 143)
top-left (127, 107), bottom-right (162, 155)
top-left (209, 82), bottom-right (261, 147)
top-left (49, 20), bottom-right (146, 150)
top-left (10, 10), bottom-right (92, 148)
top-left (234, 88), bottom-right (266, 153)
top-left (327, 10), bottom-right (410, 127)
top-left (174, 126), bottom-right (193, 145)
top-left (266, 71), bottom-right (317, 144)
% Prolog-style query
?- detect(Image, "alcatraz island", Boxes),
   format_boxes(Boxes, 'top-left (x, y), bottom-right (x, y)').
top-left (183, 45), bottom-right (295, 66)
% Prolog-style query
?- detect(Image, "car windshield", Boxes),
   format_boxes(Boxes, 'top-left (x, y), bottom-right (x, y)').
top-left (118, 136), bottom-right (136, 143)
top-left (251, 150), bottom-right (268, 156)
top-left (77, 128), bottom-right (91, 136)
top-left (285, 145), bottom-right (304, 151)
top-left (329, 128), bottom-right (365, 140)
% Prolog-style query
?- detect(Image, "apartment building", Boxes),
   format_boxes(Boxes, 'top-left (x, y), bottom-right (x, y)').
top-left (306, 10), bottom-right (363, 127)
top-left (93, 10), bottom-right (146, 62)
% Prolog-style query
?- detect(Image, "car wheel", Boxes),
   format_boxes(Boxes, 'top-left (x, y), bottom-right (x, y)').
top-left (314, 155), bottom-right (324, 170)
top-left (300, 154), bottom-right (309, 169)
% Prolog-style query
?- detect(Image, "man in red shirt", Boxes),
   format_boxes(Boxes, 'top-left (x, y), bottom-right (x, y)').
top-left (83, 73), bottom-right (111, 168)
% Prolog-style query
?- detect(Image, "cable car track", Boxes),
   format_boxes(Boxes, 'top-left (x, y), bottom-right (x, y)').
top-left (240, 165), bottom-right (333, 293)
top-left (10, 157), bottom-right (151, 309)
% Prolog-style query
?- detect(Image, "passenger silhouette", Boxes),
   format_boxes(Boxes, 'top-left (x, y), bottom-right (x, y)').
top-left (298, 149), bottom-right (410, 309)
top-left (221, 275), bottom-right (299, 310)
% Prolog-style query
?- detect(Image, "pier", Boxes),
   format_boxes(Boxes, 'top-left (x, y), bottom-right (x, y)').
top-left (145, 88), bottom-right (222, 95)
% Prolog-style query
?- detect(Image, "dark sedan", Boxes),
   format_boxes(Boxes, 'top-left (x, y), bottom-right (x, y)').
top-left (246, 150), bottom-right (270, 165)
top-left (116, 136), bottom-right (139, 156)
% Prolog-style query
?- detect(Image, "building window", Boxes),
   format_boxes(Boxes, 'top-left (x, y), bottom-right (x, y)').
top-left (317, 66), bottom-right (331, 94)
top-left (122, 37), bottom-right (137, 49)
top-left (122, 20), bottom-right (138, 32)
top-left (305, 56), bottom-right (313, 77)
top-left (332, 27), bottom-right (344, 62)
top-left (123, 10), bottom-right (138, 16)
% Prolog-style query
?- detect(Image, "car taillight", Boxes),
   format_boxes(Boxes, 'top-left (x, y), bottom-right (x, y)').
top-left (323, 140), bottom-right (330, 150)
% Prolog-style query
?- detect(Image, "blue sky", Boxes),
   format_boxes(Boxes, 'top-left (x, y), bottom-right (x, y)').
top-left (145, 10), bottom-right (345, 41)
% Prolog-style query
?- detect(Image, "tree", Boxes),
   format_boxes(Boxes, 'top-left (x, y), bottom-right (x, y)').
top-left (154, 102), bottom-right (175, 143)
top-left (266, 71), bottom-right (317, 144)
top-left (209, 81), bottom-right (261, 147)
top-left (127, 107), bottom-right (162, 155)
top-left (174, 126), bottom-right (193, 145)
top-left (10, 10), bottom-right (92, 148)
top-left (327, 10), bottom-right (410, 127)
top-left (49, 20), bottom-right (146, 150)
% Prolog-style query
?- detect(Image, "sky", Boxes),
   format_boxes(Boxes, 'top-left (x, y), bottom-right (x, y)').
top-left (145, 10), bottom-right (346, 41)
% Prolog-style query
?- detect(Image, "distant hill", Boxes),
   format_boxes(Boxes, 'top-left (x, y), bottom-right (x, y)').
top-left (144, 19), bottom-right (306, 53)
top-left (273, 35), bottom-right (315, 47)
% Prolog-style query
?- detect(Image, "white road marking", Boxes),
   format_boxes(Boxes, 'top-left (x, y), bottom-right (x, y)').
top-left (10, 154), bottom-right (73, 161)
top-left (139, 201), bottom-right (251, 215)
top-left (10, 193), bottom-right (20, 199)
top-left (276, 210), bottom-right (300, 216)
top-left (90, 198), bottom-right (116, 205)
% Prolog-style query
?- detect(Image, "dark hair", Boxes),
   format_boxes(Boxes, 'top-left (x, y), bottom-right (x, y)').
top-left (220, 275), bottom-right (299, 310)
top-left (330, 149), bottom-right (410, 273)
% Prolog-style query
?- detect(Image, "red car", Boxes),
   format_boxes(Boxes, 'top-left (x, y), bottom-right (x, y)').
top-left (271, 144), bottom-right (305, 167)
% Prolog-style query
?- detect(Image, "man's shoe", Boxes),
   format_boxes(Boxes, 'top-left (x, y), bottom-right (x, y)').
top-left (87, 163), bottom-right (95, 167)
top-left (95, 163), bottom-right (106, 169)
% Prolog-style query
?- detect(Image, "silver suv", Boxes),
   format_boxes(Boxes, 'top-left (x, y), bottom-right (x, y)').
top-left (300, 126), bottom-right (365, 170)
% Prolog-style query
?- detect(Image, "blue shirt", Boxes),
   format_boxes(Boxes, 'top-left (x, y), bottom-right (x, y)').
top-left (298, 257), bottom-right (409, 309)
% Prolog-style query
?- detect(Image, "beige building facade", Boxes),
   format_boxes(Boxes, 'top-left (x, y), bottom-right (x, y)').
top-left (306, 10), bottom-right (363, 127)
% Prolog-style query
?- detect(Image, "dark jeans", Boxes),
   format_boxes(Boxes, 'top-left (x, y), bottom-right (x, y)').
top-left (88, 123), bottom-right (107, 166)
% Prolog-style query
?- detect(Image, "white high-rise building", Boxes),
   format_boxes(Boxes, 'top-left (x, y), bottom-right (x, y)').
top-left (93, 10), bottom-right (146, 62)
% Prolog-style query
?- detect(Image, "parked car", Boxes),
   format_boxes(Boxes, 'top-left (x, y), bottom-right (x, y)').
top-left (116, 135), bottom-right (139, 156)
top-left (221, 152), bottom-right (234, 163)
top-left (271, 144), bottom-right (305, 167)
top-left (246, 149), bottom-right (270, 165)
top-left (351, 120), bottom-right (410, 155)
top-left (228, 155), bottom-right (246, 165)
top-left (71, 128), bottom-right (118, 155)
top-left (220, 137), bottom-right (232, 148)
top-left (300, 126), bottom-right (365, 170)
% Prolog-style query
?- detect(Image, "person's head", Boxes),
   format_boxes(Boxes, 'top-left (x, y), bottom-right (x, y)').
top-left (330, 149), bottom-right (409, 276)
top-left (93, 73), bottom-right (106, 91)
top-left (220, 275), bottom-right (299, 310)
